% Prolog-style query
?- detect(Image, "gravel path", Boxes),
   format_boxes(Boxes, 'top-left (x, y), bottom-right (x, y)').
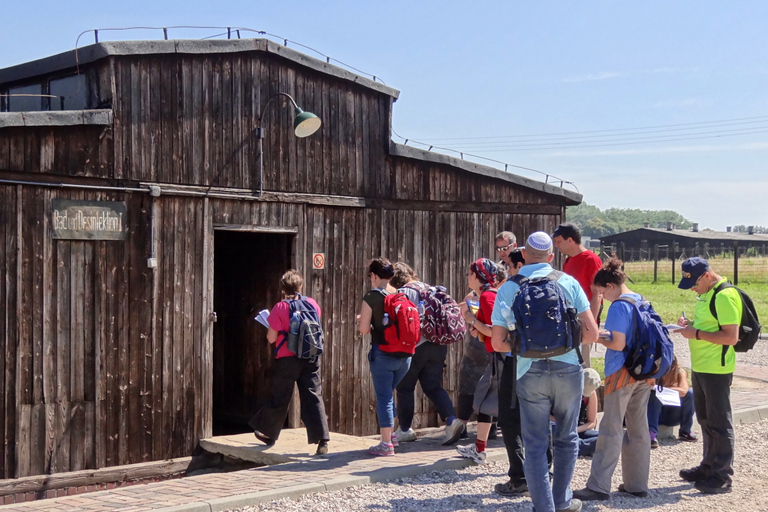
top-left (238, 419), bottom-right (768, 512)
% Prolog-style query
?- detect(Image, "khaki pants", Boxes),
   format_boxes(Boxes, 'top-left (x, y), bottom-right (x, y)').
top-left (581, 344), bottom-right (591, 368)
top-left (586, 380), bottom-right (651, 494)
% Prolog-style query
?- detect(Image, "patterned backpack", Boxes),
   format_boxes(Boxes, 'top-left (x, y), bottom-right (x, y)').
top-left (405, 283), bottom-right (467, 345)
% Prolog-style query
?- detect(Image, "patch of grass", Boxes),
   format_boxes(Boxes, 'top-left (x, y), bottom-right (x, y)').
top-left (589, 358), bottom-right (605, 381)
top-left (618, 281), bottom-right (768, 327)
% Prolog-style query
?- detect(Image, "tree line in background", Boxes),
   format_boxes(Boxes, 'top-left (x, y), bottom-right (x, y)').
top-left (565, 202), bottom-right (768, 239)
top-left (565, 202), bottom-right (693, 238)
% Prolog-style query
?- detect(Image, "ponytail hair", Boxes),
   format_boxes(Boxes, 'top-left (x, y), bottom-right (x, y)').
top-left (369, 258), bottom-right (395, 279)
top-left (593, 258), bottom-right (626, 287)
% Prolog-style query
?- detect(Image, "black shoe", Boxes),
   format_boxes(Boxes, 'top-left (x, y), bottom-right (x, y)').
top-left (679, 465), bottom-right (709, 482)
top-left (315, 440), bottom-right (328, 455)
top-left (618, 484), bottom-right (648, 498)
top-left (694, 475), bottom-right (732, 494)
top-left (572, 487), bottom-right (609, 501)
top-left (494, 479), bottom-right (529, 497)
top-left (650, 438), bottom-right (659, 449)
top-left (678, 431), bottom-right (699, 442)
top-left (488, 423), bottom-right (499, 440)
top-left (254, 429), bottom-right (276, 447)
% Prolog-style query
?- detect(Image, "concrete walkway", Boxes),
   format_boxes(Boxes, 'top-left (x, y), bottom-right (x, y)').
top-left (1, 358), bottom-right (766, 512)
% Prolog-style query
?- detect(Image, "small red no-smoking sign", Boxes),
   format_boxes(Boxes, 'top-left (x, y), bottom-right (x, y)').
top-left (313, 253), bottom-right (325, 269)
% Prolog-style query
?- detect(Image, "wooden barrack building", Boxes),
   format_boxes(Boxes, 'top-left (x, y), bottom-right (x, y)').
top-left (0, 39), bottom-right (581, 479)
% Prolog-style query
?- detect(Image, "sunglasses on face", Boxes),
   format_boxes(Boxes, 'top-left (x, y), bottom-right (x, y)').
top-left (496, 244), bottom-right (514, 252)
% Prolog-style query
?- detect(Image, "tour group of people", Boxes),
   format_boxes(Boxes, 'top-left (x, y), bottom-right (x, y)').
top-left (249, 222), bottom-right (741, 512)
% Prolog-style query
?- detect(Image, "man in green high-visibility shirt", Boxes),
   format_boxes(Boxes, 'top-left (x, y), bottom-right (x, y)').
top-left (676, 257), bottom-right (741, 495)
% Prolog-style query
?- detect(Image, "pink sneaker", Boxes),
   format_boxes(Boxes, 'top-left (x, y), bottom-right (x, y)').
top-left (368, 442), bottom-right (395, 456)
top-left (391, 433), bottom-right (399, 447)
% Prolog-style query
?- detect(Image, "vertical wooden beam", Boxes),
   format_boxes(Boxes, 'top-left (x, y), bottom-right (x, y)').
top-left (200, 197), bottom-right (213, 439)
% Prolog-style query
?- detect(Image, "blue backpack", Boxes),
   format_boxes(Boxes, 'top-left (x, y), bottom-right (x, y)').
top-left (277, 295), bottom-right (324, 361)
top-left (614, 297), bottom-right (673, 380)
top-left (511, 271), bottom-right (582, 359)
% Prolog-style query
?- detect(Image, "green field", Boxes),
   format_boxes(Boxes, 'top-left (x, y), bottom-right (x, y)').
top-left (621, 256), bottom-right (768, 286)
top-left (616, 281), bottom-right (768, 328)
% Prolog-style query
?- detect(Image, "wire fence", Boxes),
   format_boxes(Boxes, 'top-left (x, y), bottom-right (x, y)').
top-left (600, 243), bottom-right (768, 285)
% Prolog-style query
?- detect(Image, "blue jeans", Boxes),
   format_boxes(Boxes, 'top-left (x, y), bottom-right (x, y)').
top-left (517, 360), bottom-right (583, 512)
top-left (368, 345), bottom-right (411, 428)
top-left (647, 388), bottom-right (695, 435)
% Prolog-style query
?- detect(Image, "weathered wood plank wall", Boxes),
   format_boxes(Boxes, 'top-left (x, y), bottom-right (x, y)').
top-left (0, 45), bottom-right (573, 478)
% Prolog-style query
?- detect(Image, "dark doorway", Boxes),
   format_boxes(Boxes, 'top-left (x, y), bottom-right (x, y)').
top-left (212, 230), bottom-right (294, 435)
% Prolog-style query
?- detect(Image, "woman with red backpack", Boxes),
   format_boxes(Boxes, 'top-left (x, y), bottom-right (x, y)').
top-left (357, 258), bottom-right (414, 456)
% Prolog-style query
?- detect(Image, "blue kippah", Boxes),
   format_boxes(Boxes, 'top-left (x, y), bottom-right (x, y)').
top-left (526, 231), bottom-right (553, 251)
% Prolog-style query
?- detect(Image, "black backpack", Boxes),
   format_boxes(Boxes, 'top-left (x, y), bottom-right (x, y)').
top-left (277, 295), bottom-right (324, 361)
top-left (709, 282), bottom-right (761, 366)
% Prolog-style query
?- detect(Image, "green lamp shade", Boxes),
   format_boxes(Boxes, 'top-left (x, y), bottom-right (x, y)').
top-left (293, 109), bottom-right (322, 138)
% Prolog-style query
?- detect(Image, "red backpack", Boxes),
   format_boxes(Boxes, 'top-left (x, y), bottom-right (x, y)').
top-left (378, 291), bottom-right (421, 356)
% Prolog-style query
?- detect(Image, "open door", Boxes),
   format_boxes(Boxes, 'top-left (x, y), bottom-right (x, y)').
top-left (212, 230), bottom-right (293, 435)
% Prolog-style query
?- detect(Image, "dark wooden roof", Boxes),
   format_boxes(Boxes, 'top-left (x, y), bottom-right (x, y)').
top-left (600, 227), bottom-right (768, 244)
top-left (0, 39), bottom-right (400, 99)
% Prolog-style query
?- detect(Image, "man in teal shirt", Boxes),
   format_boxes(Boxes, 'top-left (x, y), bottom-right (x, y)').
top-left (677, 257), bottom-right (741, 494)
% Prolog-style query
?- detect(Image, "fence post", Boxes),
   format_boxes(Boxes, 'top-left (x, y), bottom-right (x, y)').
top-left (653, 244), bottom-right (659, 283)
top-left (671, 242), bottom-right (677, 284)
top-left (734, 242), bottom-right (739, 285)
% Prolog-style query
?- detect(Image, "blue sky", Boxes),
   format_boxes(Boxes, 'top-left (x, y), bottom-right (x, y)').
top-left (2, 1), bottom-right (766, 230)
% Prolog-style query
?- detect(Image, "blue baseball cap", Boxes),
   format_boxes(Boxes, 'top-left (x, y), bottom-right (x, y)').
top-left (678, 257), bottom-right (709, 289)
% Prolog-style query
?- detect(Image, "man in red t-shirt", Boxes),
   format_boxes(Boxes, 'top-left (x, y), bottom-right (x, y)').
top-left (552, 222), bottom-right (603, 368)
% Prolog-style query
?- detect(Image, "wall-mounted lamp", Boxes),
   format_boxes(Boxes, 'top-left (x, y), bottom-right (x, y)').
top-left (256, 92), bottom-right (322, 196)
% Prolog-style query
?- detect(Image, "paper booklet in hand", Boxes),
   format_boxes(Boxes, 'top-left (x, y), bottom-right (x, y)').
top-left (254, 309), bottom-right (270, 328)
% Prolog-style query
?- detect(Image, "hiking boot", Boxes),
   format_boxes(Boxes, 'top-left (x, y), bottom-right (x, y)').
top-left (694, 475), bottom-right (732, 494)
top-left (618, 484), bottom-right (648, 498)
top-left (368, 442), bottom-right (395, 457)
top-left (680, 465), bottom-right (710, 482)
top-left (394, 426), bottom-right (417, 443)
top-left (456, 443), bottom-right (487, 464)
top-left (315, 440), bottom-right (328, 456)
top-left (494, 479), bottom-right (529, 497)
top-left (443, 420), bottom-right (466, 445)
top-left (556, 498), bottom-right (582, 512)
top-left (253, 430), bottom-right (275, 447)
top-left (678, 431), bottom-right (698, 442)
top-left (572, 487), bottom-right (609, 501)
top-left (650, 438), bottom-right (659, 449)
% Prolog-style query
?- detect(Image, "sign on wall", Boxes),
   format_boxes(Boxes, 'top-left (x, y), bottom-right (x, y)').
top-left (313, 253), bottom-right (325, 270)
top-left (51, 199), bottom-right (127, 240)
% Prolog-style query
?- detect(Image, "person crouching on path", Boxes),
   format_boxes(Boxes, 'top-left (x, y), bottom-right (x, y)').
top-left (676, 257), bottom-right (740, 494)
top-left (391, 262), bottom-right (459, 444)
top-left (573, 259), bottom-right (653, 502)
top-left (491, 232), bottom-right (598, 512)
top-left (647, 354), bottom-right (697, 449)
top-left (248, 270), bottom-right (330, 455)
top-left (456, 258), bottom-right (499, 465)
top-left (357, 258), bottom-right (412, 456)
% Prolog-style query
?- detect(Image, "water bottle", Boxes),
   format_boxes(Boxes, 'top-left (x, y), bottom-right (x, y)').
top-left (290, 311), bottom-right (301, 335)
top-left (382, 313), bottom-right (390, 326)
top-left (500, 301), bottom-right (516, 330)
top-left (418, 301), bottom-right (425, 316)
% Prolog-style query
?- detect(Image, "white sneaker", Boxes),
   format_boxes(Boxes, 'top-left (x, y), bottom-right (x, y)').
top-left (443, 420), bottom-right (466, 445)
top-left (456, 443), bottom-right (487, 464)
top-left (394, 427), bottom-right (417, 443)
